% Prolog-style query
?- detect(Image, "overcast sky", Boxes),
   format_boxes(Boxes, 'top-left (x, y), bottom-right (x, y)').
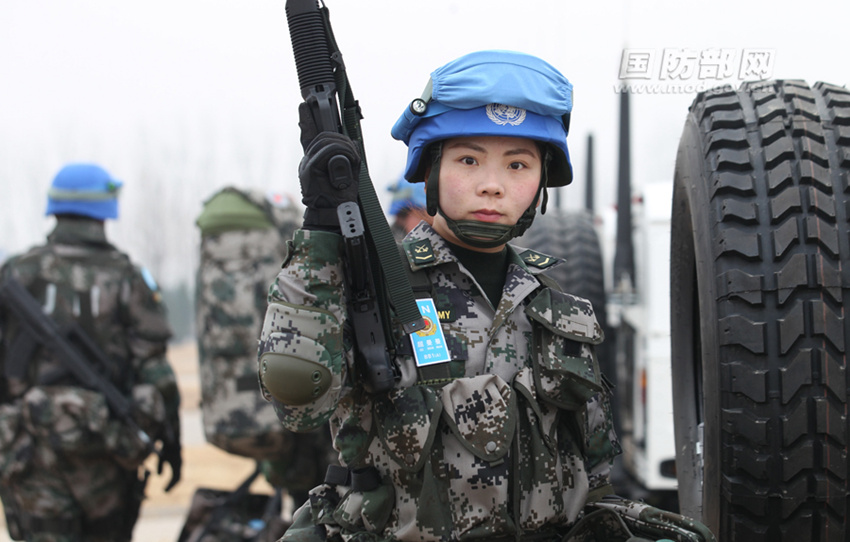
top-left (1, 0), bottom-right (848, 286)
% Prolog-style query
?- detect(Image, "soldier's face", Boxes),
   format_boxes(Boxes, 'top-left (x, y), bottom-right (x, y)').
top-left (432, 135), bottom-right (541, 252)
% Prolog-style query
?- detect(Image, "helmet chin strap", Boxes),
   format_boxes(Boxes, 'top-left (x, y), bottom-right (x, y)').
top-left (424, 144), bottom-right (551, 250)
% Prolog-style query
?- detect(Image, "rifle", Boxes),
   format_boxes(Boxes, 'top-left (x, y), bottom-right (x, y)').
top-left (284, 0), bottom-right (424, 393)
top-left (0, 276), bottom-right (154, 456)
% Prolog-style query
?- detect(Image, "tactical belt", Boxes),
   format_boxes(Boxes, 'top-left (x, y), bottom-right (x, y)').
top-left (324, 464), bottom-right (381, 492)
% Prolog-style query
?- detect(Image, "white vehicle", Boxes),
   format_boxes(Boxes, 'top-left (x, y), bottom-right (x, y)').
top-left (608, 179), bottom-right (679, 503)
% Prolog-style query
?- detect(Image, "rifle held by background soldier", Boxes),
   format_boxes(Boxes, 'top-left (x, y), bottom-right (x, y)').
top-left (0, 277), bottom-right (177, 475)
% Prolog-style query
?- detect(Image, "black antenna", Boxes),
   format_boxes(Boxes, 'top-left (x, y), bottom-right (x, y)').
top-left (612, 90), bottom-right (635, 292)
top-left (584, 133), bottom-right (595, 214)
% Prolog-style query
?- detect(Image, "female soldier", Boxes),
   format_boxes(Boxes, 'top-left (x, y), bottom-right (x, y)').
top-left (260, 50), bottom-right (621, 541)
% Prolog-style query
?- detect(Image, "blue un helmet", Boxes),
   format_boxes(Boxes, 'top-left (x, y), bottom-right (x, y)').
top-left (45, 163), bottom-right (123, 220)
top-left (391, 50), bottom-right (573, 248)
top-left (387, 177), bottom-right (427, 216)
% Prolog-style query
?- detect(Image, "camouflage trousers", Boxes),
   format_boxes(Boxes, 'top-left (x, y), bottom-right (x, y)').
top-left (3, 446), bottom-right (143, 542)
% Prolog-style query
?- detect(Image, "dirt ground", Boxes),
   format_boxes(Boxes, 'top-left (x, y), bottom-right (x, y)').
top-left (0, 341), bottom-right (288, 542)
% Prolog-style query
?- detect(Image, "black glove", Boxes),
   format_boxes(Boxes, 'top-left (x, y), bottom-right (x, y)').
top-left (157, 439), bottom-right (182, 492)
top-left (297, 105), bottom-right (361, 231)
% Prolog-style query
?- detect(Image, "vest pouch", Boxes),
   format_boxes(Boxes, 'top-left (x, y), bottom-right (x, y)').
top-left (373, 385), bottom-right (443, 472)
top-left (103, 384), bottom-right (166, 469)
top-left (21, 386), bottom-right (110, 455)
top-left (525, 289), bottom-right (604, 411)
top-left (284, 482), bottom-right (393, 542)
top-left (440, 375), bottom-right (515, 462)
top-left (333, 477), bottom-right (395, 534)
top-left (0, 402), bottom-right (33, 483)
top-left (440, 374), bottom-right (516, 539)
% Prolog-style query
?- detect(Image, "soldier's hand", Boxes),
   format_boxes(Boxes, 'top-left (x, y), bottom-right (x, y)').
top-left (157, 440), bottom-right (182, 492)
top-left (297, 113), bottom-right (361, 231)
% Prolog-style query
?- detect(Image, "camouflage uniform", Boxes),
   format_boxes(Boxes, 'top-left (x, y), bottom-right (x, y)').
top-left (0, 216), bottom-right (181, 542)
top-left (258, 221), bottom-right (620, 542)
top-left (195, 187), bottom-right (334, 504)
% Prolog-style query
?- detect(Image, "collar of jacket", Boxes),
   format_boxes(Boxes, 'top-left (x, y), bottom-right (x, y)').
top-left (48, 216), bottom-right (110, 247)
top-left (401, 222), bottom-right (562, 276)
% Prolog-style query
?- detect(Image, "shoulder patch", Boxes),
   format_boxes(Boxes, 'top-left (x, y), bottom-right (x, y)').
top-left (405, 239), bottom-right (436, 265)
top-left (139, 266), bottom-right (163, 303)
top-left (519, 249), bottom-right (558, 269)
top-left (139, 266), bottom-right (159, 292)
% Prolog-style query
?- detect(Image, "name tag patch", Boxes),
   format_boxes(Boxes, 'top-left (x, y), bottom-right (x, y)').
top-left (410, 299), bottom-right (452, 366)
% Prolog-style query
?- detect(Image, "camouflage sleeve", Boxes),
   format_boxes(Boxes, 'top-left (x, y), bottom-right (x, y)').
top-left (127, 267), bottom-right (180, 429)
top-left (137, 354), bottom-right (180, 434)
top-left (258, 229), bottom-right (349, 433)
top-left (583, 379), bottom-right (621, 501)
top-left (126, 267), bottom-right (173, 361)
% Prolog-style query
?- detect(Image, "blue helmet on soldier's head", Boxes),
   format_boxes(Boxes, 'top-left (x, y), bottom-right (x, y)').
top-left (46, 163), bottom-right (123, 220)
top-left (392, 49), bottom-right (573, 187)
top-left (390, 50), bottom-right (573, 249)
top-left (387, 177), bottom-right (427, 216)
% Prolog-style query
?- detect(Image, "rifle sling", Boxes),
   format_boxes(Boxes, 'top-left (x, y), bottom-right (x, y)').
top-left (5, 329), bottom-right (37, 381)
top-left (394, 245), bottom-right (451, 383)
top-left (321, 6), bottom-right (424, 336)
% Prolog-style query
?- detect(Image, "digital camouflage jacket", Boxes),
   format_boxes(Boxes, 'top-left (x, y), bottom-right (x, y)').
top-left (259, 222), bottom-right (620, 542)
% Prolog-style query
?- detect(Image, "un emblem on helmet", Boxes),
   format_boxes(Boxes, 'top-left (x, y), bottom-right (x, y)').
top-left (486, 103), bottom-right (527, 126)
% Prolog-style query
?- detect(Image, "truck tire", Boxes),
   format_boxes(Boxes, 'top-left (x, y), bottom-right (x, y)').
top-left (520, 209), bottom-right (614, 378)
top-left (671, 80), bottom-right (850, 541)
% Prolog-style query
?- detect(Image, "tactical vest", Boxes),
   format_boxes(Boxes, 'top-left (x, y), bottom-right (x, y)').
top-left (2, 239), bottom-right (136, 400)
top-left (297, 238), bottom-right (619, 540)
top-left (0, 222), bottom-right (170, 481)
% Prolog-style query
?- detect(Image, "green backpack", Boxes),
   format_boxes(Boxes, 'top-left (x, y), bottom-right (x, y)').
top-left (194, 187), bottom-right (300, 459)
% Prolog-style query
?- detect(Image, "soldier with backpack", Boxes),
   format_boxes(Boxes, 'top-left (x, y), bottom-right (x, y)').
top-left (191, 187), bottom-right (335, 540)
top-left (0, 163), bottom-right (182, 542)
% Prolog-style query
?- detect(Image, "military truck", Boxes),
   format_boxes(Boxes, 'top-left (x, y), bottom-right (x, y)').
top-left (525, 78), bottom-right (850, 541)
top-left (611, 79), bottom-right (850, 541)
top-left (669, 79), bottom-right (850, 541)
